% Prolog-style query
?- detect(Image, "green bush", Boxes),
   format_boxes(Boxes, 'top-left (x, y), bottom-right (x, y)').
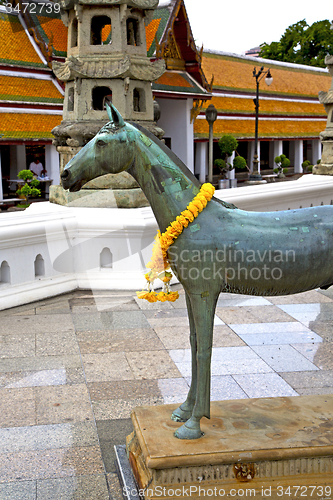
top-left (274, 154), bottom-right (290, 177)
top-left (16, 169), bottom-right (41, 205)
top-left (218, 135), bottom-right (238, 158)
top-left (214, 159), bottom-right (227, 170)
top-left (302, 160), bottom-right (313, 172)
top-left (233, 156), bottom-right (247, 170)
top-left (17, 169), bottom-right (34, 182)
top-left (215, 135), bottom-right (249, 179)
top-left (275, 154), bottom-right (290, 169)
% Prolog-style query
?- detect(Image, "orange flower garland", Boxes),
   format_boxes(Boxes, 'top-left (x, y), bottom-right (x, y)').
top-left (137, 183), bottom-right (215, 302)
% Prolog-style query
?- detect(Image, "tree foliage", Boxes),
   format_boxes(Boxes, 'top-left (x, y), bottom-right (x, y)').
top-left (259, 19), bottom-right (333, 68)
top-left (16, 169), bottom-right (41, 205)
top-left (273, 154), bottom-right (290, 178)
top-left (214, 135), bottom-right (248, 178)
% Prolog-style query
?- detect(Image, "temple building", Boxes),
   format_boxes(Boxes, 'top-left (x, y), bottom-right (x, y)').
top-left (0, 0), bottom-right (331, 196)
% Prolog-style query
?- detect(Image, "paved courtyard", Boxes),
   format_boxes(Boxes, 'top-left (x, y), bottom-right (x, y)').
top-left (1, 285), bottom-right (333, 499)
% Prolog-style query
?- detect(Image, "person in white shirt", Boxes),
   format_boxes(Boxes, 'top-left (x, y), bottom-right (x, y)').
top-left (29, 159), bottom-right (44, 177)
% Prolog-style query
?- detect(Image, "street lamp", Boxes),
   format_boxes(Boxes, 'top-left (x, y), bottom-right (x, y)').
top-left (205, 104), bottom-right (217, 184)
top-left (249, 66), bottom-right (273, 181)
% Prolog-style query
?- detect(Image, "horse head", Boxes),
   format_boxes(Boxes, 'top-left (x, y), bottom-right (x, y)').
top-left (61, 103), bottom-right (136, 192)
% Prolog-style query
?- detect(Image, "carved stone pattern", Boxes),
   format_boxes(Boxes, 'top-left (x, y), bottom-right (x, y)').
top-left (60, 0), bottom-right (158, 10)
top-left (319, 90), bottom-right (333, 105)
top-left (152, 457), bottom-right (333, 485)
top-left (52, 57), bottom-right (165, 82)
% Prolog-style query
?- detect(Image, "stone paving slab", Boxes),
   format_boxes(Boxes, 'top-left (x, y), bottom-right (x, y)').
top-left (0, 287), bottom-right (332, 498)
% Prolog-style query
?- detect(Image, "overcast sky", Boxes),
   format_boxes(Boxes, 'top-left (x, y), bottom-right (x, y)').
top-left (183, 0), bottom-right (333, 56)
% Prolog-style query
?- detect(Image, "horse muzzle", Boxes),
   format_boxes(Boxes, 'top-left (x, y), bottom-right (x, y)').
top-left (61, 169), bottom-right (83, 192)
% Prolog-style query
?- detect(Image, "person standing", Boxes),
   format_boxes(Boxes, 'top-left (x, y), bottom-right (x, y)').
top-left (29, 158), bottom-right (44, 177)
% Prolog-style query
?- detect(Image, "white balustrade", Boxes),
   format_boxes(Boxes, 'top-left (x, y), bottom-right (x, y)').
top-left (1, 174), bottom-right (333, 310)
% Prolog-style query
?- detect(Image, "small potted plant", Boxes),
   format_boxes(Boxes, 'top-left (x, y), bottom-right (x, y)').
top-left (214, 135), bottom-right (249, 188)
top-left (302, 160), bottom-right (313, 173)
top-left (273, 154), bottom-right (290, 178)
top-left (16, 169), bottom-right (41, 207)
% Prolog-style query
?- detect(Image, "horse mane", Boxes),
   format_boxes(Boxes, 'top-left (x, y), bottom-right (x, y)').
top-left (129, 122), bottom-right (199, 186)
top-left (129, 122), bottom-right (237, 211)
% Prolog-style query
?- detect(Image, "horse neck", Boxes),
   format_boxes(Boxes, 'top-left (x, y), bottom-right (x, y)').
top-left (128, 132), bottom-right (200, 232)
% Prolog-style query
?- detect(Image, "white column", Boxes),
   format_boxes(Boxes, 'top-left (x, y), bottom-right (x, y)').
top-left (248, 141), bottom-right (261, 173)
top-left (195, 142), bottom-right (208, 184)
top-left (0, 149), bottom-right (3, 200)
top-left (45, 144), bottom-right (60, 185)
top-left (9, 145), bottom-right (17, 179)
top-left (293, 140), bottom-right (303, 173)
top-left (227, 151), bottom-right (235, 179)
top-left (272, 140), bottom-right (283, 167)
top-left (311, 139), bottom-right (321, 165)
top-left (16, 145), bottom-right (26, 172)
top-left (248, 142), bottom-right (255, 173)
top-left (186, 98), bottom-right (194, 173)
top-left (156, 98), bottom-right (194, 173)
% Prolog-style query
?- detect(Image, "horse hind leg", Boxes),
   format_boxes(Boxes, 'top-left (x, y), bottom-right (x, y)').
top-left (171, 291), bottom-right (197, 423)
top-left (174, 292), bottom-right (217, 440)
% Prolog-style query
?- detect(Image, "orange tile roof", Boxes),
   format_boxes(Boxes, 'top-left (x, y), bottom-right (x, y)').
top-left (0, 75), bottom-right (63, 103)
top-left (202, 53), bottom-right (331, 98)
top-left (101, 23), bottom-right (112, 44)
top-left (0, 13), bottom-right (44, 67)
top-left (0, 112), bottom-right (62, 139)
top-left (146, 17), bottom-right (161, 53)
top-left (36, 16), bottom-right (68, 55)
top-left (194, 117), bottom-right (326, 139)
top-left (146, 6), bottom-right (170, 57)
top-left (205, 96), bottom-right (326, 117)
top-left (154, 72), bottom-right (192, 87)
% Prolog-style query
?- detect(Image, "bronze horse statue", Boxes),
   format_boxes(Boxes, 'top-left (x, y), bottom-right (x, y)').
top-left (61, 103), bottom-right (333, 439)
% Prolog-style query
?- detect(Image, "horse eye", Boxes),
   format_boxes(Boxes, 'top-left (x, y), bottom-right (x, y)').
top-left (96, 139), bottom-right (106, 147)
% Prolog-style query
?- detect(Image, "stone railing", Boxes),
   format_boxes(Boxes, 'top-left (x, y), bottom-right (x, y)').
top-left (1, 174), bottom-right (333, 310)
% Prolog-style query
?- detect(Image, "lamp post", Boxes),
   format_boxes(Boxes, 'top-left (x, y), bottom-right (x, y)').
top-left (249, 66), bottom-right (273, 181)
top-left (205, 104), bottom-right (217, 184)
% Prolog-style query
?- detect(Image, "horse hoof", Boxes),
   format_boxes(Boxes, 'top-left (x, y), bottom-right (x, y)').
top-left (171, 405), bottom-right (192, 423)
top-left (174, 417), bottom-right (204, 440)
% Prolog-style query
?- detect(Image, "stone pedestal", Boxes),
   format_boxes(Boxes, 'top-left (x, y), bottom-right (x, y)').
top-left (313, 54), bottom-right (333, 176)
top-left (126, 396), bottom-right (333, 499)
top-left (313, 136), bottom-right (333, 176)
top-left (50, 122), bottom-right (162, 208)
top-left (51, 0), bottom-right (165, 208)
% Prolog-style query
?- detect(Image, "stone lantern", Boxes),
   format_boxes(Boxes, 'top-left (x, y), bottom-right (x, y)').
top-left (50, 0), bottom-right (165, 207)
top-left (313, 52), bottom-right (333, 175)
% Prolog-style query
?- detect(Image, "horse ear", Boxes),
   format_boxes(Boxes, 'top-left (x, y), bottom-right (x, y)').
top-left (106, 103), bottom-right (125, 128)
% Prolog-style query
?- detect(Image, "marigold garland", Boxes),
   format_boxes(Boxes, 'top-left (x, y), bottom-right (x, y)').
top-left (137, 183), bottom-right (215, 302)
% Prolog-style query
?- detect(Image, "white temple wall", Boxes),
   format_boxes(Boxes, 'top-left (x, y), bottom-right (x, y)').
top-left (45, 145), bottom-right (60, 185)
top-left (156, 97), bottom-right (194, 172)
top-left (1, 174), bottom-right (333, 310)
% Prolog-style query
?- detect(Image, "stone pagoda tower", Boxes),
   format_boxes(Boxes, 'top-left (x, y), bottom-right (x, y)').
top-left (51, 0), bottom-right (165, 207)
top-left (313, 48), bottom-right (333, 175)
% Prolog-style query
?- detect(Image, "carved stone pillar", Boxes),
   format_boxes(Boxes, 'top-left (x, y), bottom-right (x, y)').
top-left (50, 0), bottom-right (165, 207)
top-left (313, 54), bottom-right (333, 175)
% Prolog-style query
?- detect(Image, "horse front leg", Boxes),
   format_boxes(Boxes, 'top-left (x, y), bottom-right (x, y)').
top-left (174, 292), bottom-right (217, 439)
top-left (171, 291), bottom-right (197, 423)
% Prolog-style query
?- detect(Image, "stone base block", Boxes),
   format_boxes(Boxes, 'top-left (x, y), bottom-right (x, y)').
top-left (49, 185), bottom-right (149, 208)
top-left (245, 179), bottom-right (267, 185)
top-left (313, 164), bottom-right (333, 176)
top-left (126, 396), bottom-right (333, 499)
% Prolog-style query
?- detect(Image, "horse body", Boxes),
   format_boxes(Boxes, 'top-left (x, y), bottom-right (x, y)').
top-left (61, 104), bottom-right (333, 439)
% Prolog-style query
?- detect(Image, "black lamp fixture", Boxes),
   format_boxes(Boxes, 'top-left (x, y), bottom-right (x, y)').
top-left (205, 104), bottom-right (218, 183)
top-left (249, 66), bottom-right (273, 181)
